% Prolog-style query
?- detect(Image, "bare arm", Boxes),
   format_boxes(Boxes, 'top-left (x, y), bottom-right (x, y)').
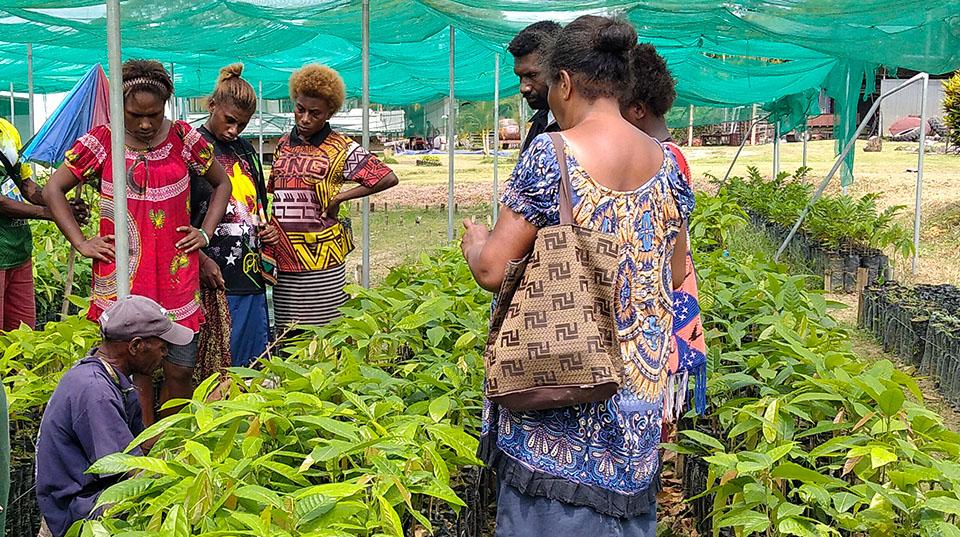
top-left (672, 224), bottom-right (688, 290)
top-left (0, 196), bottom-right (49, 220)
top-left (175, 160), bottom-right (231, 253)
top-left (323, 172), bottom-right (400, 220)
top-left (43, 165), bottom-right (84, 246)
top-left (461, 206), bottom-right (538, 292)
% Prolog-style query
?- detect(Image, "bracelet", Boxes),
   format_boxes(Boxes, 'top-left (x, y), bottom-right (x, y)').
top-left (198, 228), bottom-right (210, 247)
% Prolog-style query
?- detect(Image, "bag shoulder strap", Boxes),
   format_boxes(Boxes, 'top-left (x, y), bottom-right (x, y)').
top-left (547, 132), bottom-right (574, 226)
top-left (0, 149), bottom-right (24, 190)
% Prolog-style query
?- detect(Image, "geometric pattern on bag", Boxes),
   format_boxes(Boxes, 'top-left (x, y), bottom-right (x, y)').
top-left (484, 133), bottom-right (624, 411)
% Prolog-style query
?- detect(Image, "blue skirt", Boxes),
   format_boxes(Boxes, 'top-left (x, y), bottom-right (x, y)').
top-left (495, 478), bottom-right (656, 537)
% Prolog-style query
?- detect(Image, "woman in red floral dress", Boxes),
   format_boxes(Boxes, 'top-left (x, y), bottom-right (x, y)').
top-left (44, 60), bottom-right (231, 424)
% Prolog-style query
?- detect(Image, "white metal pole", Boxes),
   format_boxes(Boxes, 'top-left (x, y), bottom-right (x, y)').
top-left (447, 26), bottom-right (456, 242)
top-left (776, 73), bottom-right (928, 261)
top-left (26, 44), bottom-right (34, 138)
top-left (687, 105), bottom-right (694, 146)
top-left (7, 83), bottom-right (13, 125)
top-left (168, 63), bottom-right (176, 120)
top-left (493, 52), bottom-right (500, 223)
top-left (750, 104), bottom-right (757, 145)
top-left (913, 74), bottom-right (929, 274)
top-left (773, 121), bottom-right (780, 178)
top-left (802, 130), bottom-right (808, 168)
top-left (257, 81), bottom-right (264, 165)
top-left (106, 0), bottom-right (130, 297)
top-left (361, 0), bottom-right (371, 287)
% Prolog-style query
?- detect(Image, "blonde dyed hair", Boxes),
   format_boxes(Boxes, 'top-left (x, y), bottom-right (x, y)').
top-left (208, 63), bottom-right (257, 115)
top-left (289, 64), bottom-right (345, 113)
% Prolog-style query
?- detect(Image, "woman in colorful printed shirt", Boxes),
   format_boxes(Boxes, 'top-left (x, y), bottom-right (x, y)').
top-left (191, 64), bottom-right (279, 367)
top-left (621, 43), bottom-right (708, 423)
top-left (461, 16), bottom-right (693, 536)
top-left (265, 64), bottom-right (398, 328)
top-left (44, 60), bottom-right (231, 425)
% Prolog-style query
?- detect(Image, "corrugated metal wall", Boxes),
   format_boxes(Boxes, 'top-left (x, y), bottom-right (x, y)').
top-left (879, 79), bottom-right (946, 134)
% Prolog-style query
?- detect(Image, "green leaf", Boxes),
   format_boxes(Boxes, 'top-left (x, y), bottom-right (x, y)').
top-left (771, 462), bottom-right (838, 485)
top-left (313, 416), bottom-right (362, 442)
top-left (160, 504), bottom-right (189, 537)
top-left (426, 326), bottom-right (446, 347)
top-left (833, 492), bottom-right (860, 513)
top-left (454, 332), bottom-right (477, 349)
top-left (413, 479), bottom-right (467, 508)
top-left (95, 477), bottom-right (156, 508)
top-left (87, 453), bottom-right (174, 476)
top-left (877, 388), bottom-right (905, 417)
top-left (718, 509), bottom-right (770, 533)
top-left (427, 423), bottom-right (480, 462)
top-left (378, 495), bottom-right (404, 537)
top-left (778, 517), bottom-right (819, 537)
top-left (296, 493), bottom-right (337, 524)
top-left (395, 313), bottom-right (431, 330)
top-left (234, 484), bottom-right (285, 509)
top-left (295, 482), bottom-right (365, 499)
top-left (870, 447), bottom-right (897, 469)
top-left (927, 496), bottom-right (960, 516)
top-left (679, 429), bottom-right (725, 451)
top-left (428, 394), bottom-right (451, 422)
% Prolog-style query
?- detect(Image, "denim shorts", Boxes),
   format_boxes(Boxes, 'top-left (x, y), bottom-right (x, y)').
top-left (164, 336), bottom-right (198, 368)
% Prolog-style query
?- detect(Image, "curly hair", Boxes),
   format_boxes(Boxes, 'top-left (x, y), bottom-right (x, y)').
top-left (289, 64), bottom-right (345, 113)
top-left (548, 15), bottom-right (636, 101)
top-left (507, 21), bottom-right (562, 59)
top-left (122, 59), bottom-right (174, 102)
top-left (622, 44), bottom-right (676, 118)
top-left (209, 63), bottom-right (257, 115)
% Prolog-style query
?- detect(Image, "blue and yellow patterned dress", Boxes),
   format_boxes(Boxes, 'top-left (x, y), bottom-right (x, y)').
top-left (480, 133), bottom-right (694, 517)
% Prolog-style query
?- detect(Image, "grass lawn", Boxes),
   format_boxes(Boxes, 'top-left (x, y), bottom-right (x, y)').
top-left (355, 139), bottom-right (960, 285)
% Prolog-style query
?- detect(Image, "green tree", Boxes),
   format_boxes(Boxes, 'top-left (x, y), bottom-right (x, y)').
top-left (945, 70), bottom-right (960, 147)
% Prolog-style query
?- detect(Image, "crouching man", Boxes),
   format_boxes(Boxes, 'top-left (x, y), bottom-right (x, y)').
top-left (35, 295), bottom-right (193, 537)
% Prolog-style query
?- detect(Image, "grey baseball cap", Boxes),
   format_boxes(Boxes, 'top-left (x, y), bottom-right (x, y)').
top-left (98, 295), bottom-right (194, 345)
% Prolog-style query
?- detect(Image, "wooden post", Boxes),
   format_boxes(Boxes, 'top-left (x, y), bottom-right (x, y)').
top-left (856, 268), bottom-right (869, 296)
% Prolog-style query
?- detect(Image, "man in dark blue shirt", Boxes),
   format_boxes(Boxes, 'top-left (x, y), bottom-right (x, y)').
top-left (35, 295), bottom-right (193, 537)
top-left (508, 21), bottom-right (563, 153)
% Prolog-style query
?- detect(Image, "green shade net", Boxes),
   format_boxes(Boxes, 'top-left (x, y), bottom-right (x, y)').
top-left (0, 1), bottom-right (957, 183)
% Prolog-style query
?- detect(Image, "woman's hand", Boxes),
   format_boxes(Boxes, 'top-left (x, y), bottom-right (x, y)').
top-left (321, 196), bottom-right (342, 223)
top-left (200, 254), bottom-right (225, 290)
top-left (258, 222), bottom-right (281, 246)
top-left (69, 197), bottom-right (91, 226)
top-left (76, 235), bottom-right (115, 262)
top-left (460, 219), bottom-right (490, 261)
top-left (175, 226), bottom-right (209, 253)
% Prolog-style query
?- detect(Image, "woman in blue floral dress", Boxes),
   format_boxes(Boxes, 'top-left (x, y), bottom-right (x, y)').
top-left (460, 15), bottom-right (694, 536)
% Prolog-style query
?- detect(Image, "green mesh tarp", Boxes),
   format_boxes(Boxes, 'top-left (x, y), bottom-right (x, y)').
top-left (0, 1), bottom-right (958, 183)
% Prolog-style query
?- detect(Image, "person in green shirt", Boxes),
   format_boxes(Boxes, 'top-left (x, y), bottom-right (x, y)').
top-left (0, 118), bottom-right (85, 330)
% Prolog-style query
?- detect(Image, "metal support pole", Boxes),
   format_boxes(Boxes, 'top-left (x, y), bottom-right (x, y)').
top-left (169, 63), bottom-right (176, 120)
top-left (750, 104), bottom-right (758, 145)
top-left (26, 44), bottom-right (34, 138)
top-left (361, 0), bottom-right (371, 287)
top-left (687, 105), bottom-right (694, 146)
top-left (7, 83), bottom-right (13, 125)
top-left (106, 0), bottom-right (130, 297)
top-left (257, 81), bottom-right (264, 165)
top-left (721, 113), bottom-right (772, 183)
top-left (447, 26), bottom-right (456, 242)
top-left (775, 73), bottom-right (929, 261)
top-left (493, 52), bottom-right (500, 223)
top-left (802, 130), bottom-right (808, 168)
top-left (913, 75), bottom-right (929, 274)
top-left (773, 122), bottom-right (780, 178)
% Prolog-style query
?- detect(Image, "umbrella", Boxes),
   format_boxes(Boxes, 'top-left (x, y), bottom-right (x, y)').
top-left (19, 64), bottom-right (109, 317)
top-left (20, 64), bottom-right (109, 167)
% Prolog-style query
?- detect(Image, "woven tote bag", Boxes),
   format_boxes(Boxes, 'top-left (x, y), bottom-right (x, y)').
top-left (485, 133), bottom-right (623, 411)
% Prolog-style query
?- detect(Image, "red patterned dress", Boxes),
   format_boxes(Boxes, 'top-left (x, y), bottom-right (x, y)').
top-left (64, 121), bottom-right (214, 332)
